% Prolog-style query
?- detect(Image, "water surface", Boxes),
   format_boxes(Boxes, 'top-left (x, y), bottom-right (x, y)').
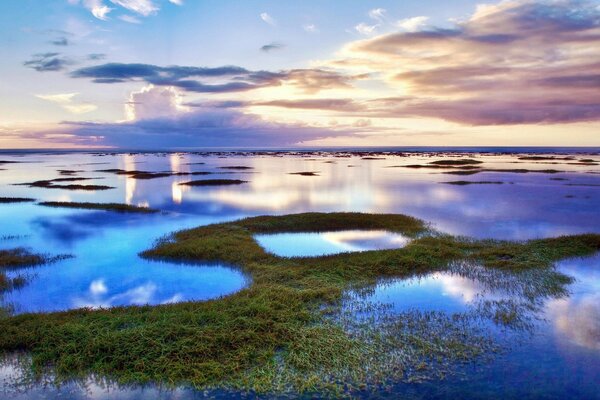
top-left (0, 150), bottom-right (599, 398)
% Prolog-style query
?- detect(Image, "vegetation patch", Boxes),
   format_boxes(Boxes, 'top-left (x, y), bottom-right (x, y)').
top-left (0, 197), bottom-right (35, 204)
top-left (179, 179), bottom-right (248, 186)
top-left (17, 178), bottom-right (113, 191)
top-left (442, 181), bottom-right (504, 185)
top-left (218, 166), bottom-right (253, 170)
top-left (97, 169), bottom-right (216, 179)
top-left (0, 248), bottom-right (70, 293)
top-left (0, 212), bottom-right (598, 396)
top-left (429, 159), bottom-right (483, 166)
top-left (517, 156), bottom-right (574, 161)
top-left (289, 172), bottom-right (320, 176)
top-left (38, 202), bottom-right (159, 213)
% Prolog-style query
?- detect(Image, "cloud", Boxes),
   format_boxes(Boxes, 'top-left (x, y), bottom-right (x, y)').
top-left (118, 14), bottom-right (142, 23)
top-left (83, 0), bottom-right (113, 20)
top-left (36, 92), bottom-right (98, 114)
top-left (87, 53), bottom-right (107, 60)
top-left (24, 52), bottom-right (74, 72)
top-left (260, 12), bottom-right (276, 26)
top-left (110, 0), bottom-right (158, 17)
top-left (325, 0), bottom-right (600, 125)
top-left (368, 8), bottom-right (386, 21)
top-left (60, 86), bottom-right (342, 148)
top-left (69, 0), bottom-right (163, 20)
top-left (125, 85), bottom-right (186, 120)
top-left (355, 22), bottom-right (378, 36)
top-left (168, 0), bottom-right (182, 4)
top-left (50, 37), bottom-right (70, 46)
top-left (397, 16), bottom-right (429, 32)
top-left (71, 62), bottom-right (363, 94)
top-left (260, 42), bottom-right (285, 52)
top-left (303, 23), bottom-right (318, 33)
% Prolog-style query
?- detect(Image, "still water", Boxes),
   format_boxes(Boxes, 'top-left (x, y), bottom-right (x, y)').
top-left (0, 150), bottom-right (599, 398)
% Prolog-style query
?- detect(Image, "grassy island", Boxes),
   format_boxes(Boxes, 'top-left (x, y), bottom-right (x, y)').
top-left (0, 212), bottom-right (598, 395)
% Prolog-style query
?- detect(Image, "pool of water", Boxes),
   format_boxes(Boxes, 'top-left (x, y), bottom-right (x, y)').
top-left (254, 229), bottom-right (410, 257)
top-left (0, 150), bottom-right (599, 398)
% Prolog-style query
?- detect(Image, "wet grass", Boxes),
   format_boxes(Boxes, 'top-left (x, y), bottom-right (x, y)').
top-left (179, 179), bottom-right (248, 186)
top-left (218, 166), bottom-right (253, 170)
top-left (442, 181), bottom-right (504, 185)
top-left (17, 178), bottom-right (113, 191)
top-left (38, 202), bottom-right (159, 213)
top-left (0, 197), bottom-right (35, 204)
top-left (289, 172), bottom-right (320, 176)
top-left (97, 169), bottom-right (217, 179)
top-left (1, 212), bottom-right (598, 395)
top-left (0, 248), bottom-right (70, 293)
top-left (429, 159), bottom-right (483, 166)
top-left (442, 168), bottom-right (563, 175)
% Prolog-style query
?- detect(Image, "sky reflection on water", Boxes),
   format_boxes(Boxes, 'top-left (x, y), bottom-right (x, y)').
top-left (0, 151), bottom-right (599, 398)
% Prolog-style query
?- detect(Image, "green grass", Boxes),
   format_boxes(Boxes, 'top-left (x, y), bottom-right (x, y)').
top-left (38, 202), bottom-right (159, 213)
top-left (0, 212), bottom-right (598, 395)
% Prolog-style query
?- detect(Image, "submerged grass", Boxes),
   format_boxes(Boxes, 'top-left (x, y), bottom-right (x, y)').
top-left (0, 212), bottom-right (598, 395)
top-left (38, 202), bottom-right (159, 213)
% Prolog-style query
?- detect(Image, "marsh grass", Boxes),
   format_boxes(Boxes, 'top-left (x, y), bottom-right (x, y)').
top-left (429, 159), bottom-right (483, 166)
top-left (38, 202), bottom-right (159, 213)
top-left (179, 179), bottom-right (247, 186)
top-left (0, 213), bottom-right (598, 395)
top-left (18, 178), bottom-right (113, 191)
top-left (289, 172), bottom-right (320, 176)
top-left (0, 197), bottom-right (35, 203)
top-left (442, 181), bottom-right (504, 185)
top-left (0, 248), bottom-right (70, 293)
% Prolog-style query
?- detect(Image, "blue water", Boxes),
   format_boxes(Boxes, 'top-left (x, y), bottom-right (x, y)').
top-left (255, 230), bottom-right (410, 257)
top-left (0, 150), bottom-right (599, 398)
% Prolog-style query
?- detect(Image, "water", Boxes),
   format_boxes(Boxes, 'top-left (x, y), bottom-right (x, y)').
top-left (255, 230), bottom-right (410, 257)
top-left (0, 150), bottom-right (599, 398)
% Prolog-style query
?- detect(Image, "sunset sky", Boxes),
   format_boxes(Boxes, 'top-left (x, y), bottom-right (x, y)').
top-left (1, 0), bottom-right (599, 148)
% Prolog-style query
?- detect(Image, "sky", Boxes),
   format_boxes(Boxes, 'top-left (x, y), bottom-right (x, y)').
top-left (0, 0), bottom-right (599, 149)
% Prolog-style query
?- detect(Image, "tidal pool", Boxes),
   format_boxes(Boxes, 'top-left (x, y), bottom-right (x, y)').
top-left (254, 229), bottom-right (410, 257)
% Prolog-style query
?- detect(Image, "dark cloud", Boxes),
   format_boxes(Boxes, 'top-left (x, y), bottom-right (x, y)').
top-left (23, 52), bottom-right (74, 72)
top-left (60, 108), bottom-right (341, 148)
top-left (256, 99), bottom-right (360, 111)
top-left (70, 62), bottom-right (363, 94)
top-left (260, 42), bottom-right (285, 52)
top-left (50, 37), bottom-right (70, 46)
top-left (87, 53), bottom-right (107, 61)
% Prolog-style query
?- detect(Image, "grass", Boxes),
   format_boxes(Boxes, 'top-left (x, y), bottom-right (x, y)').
top-left (38, 202), bottom-right (159, 213)
top-left (442, 181), bottom-right (504, 185)
top-left (218, 166), bottom-right (253, 170)
top-left (0, 197), bottom-right (35, 204)
top-left (429, 159), bottom-right (483, 166)
top-left (18, 178), bottom-right (113, 191)
top-left (0, 212), bottom-right (598, 395)
top-left (97, 169), bottom-right (217, 179)
top-left (179, 179), bottom-right (248, 186)
top-left (289, 172), bottom-right (320, 176)
top-left (0, 248), bottom-right (69, 293)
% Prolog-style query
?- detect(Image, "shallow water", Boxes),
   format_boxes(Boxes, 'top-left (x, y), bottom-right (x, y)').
top-left (255, 230), bottom-right (410, 257)
top-left (0, 150), bottom-right (599, 398)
